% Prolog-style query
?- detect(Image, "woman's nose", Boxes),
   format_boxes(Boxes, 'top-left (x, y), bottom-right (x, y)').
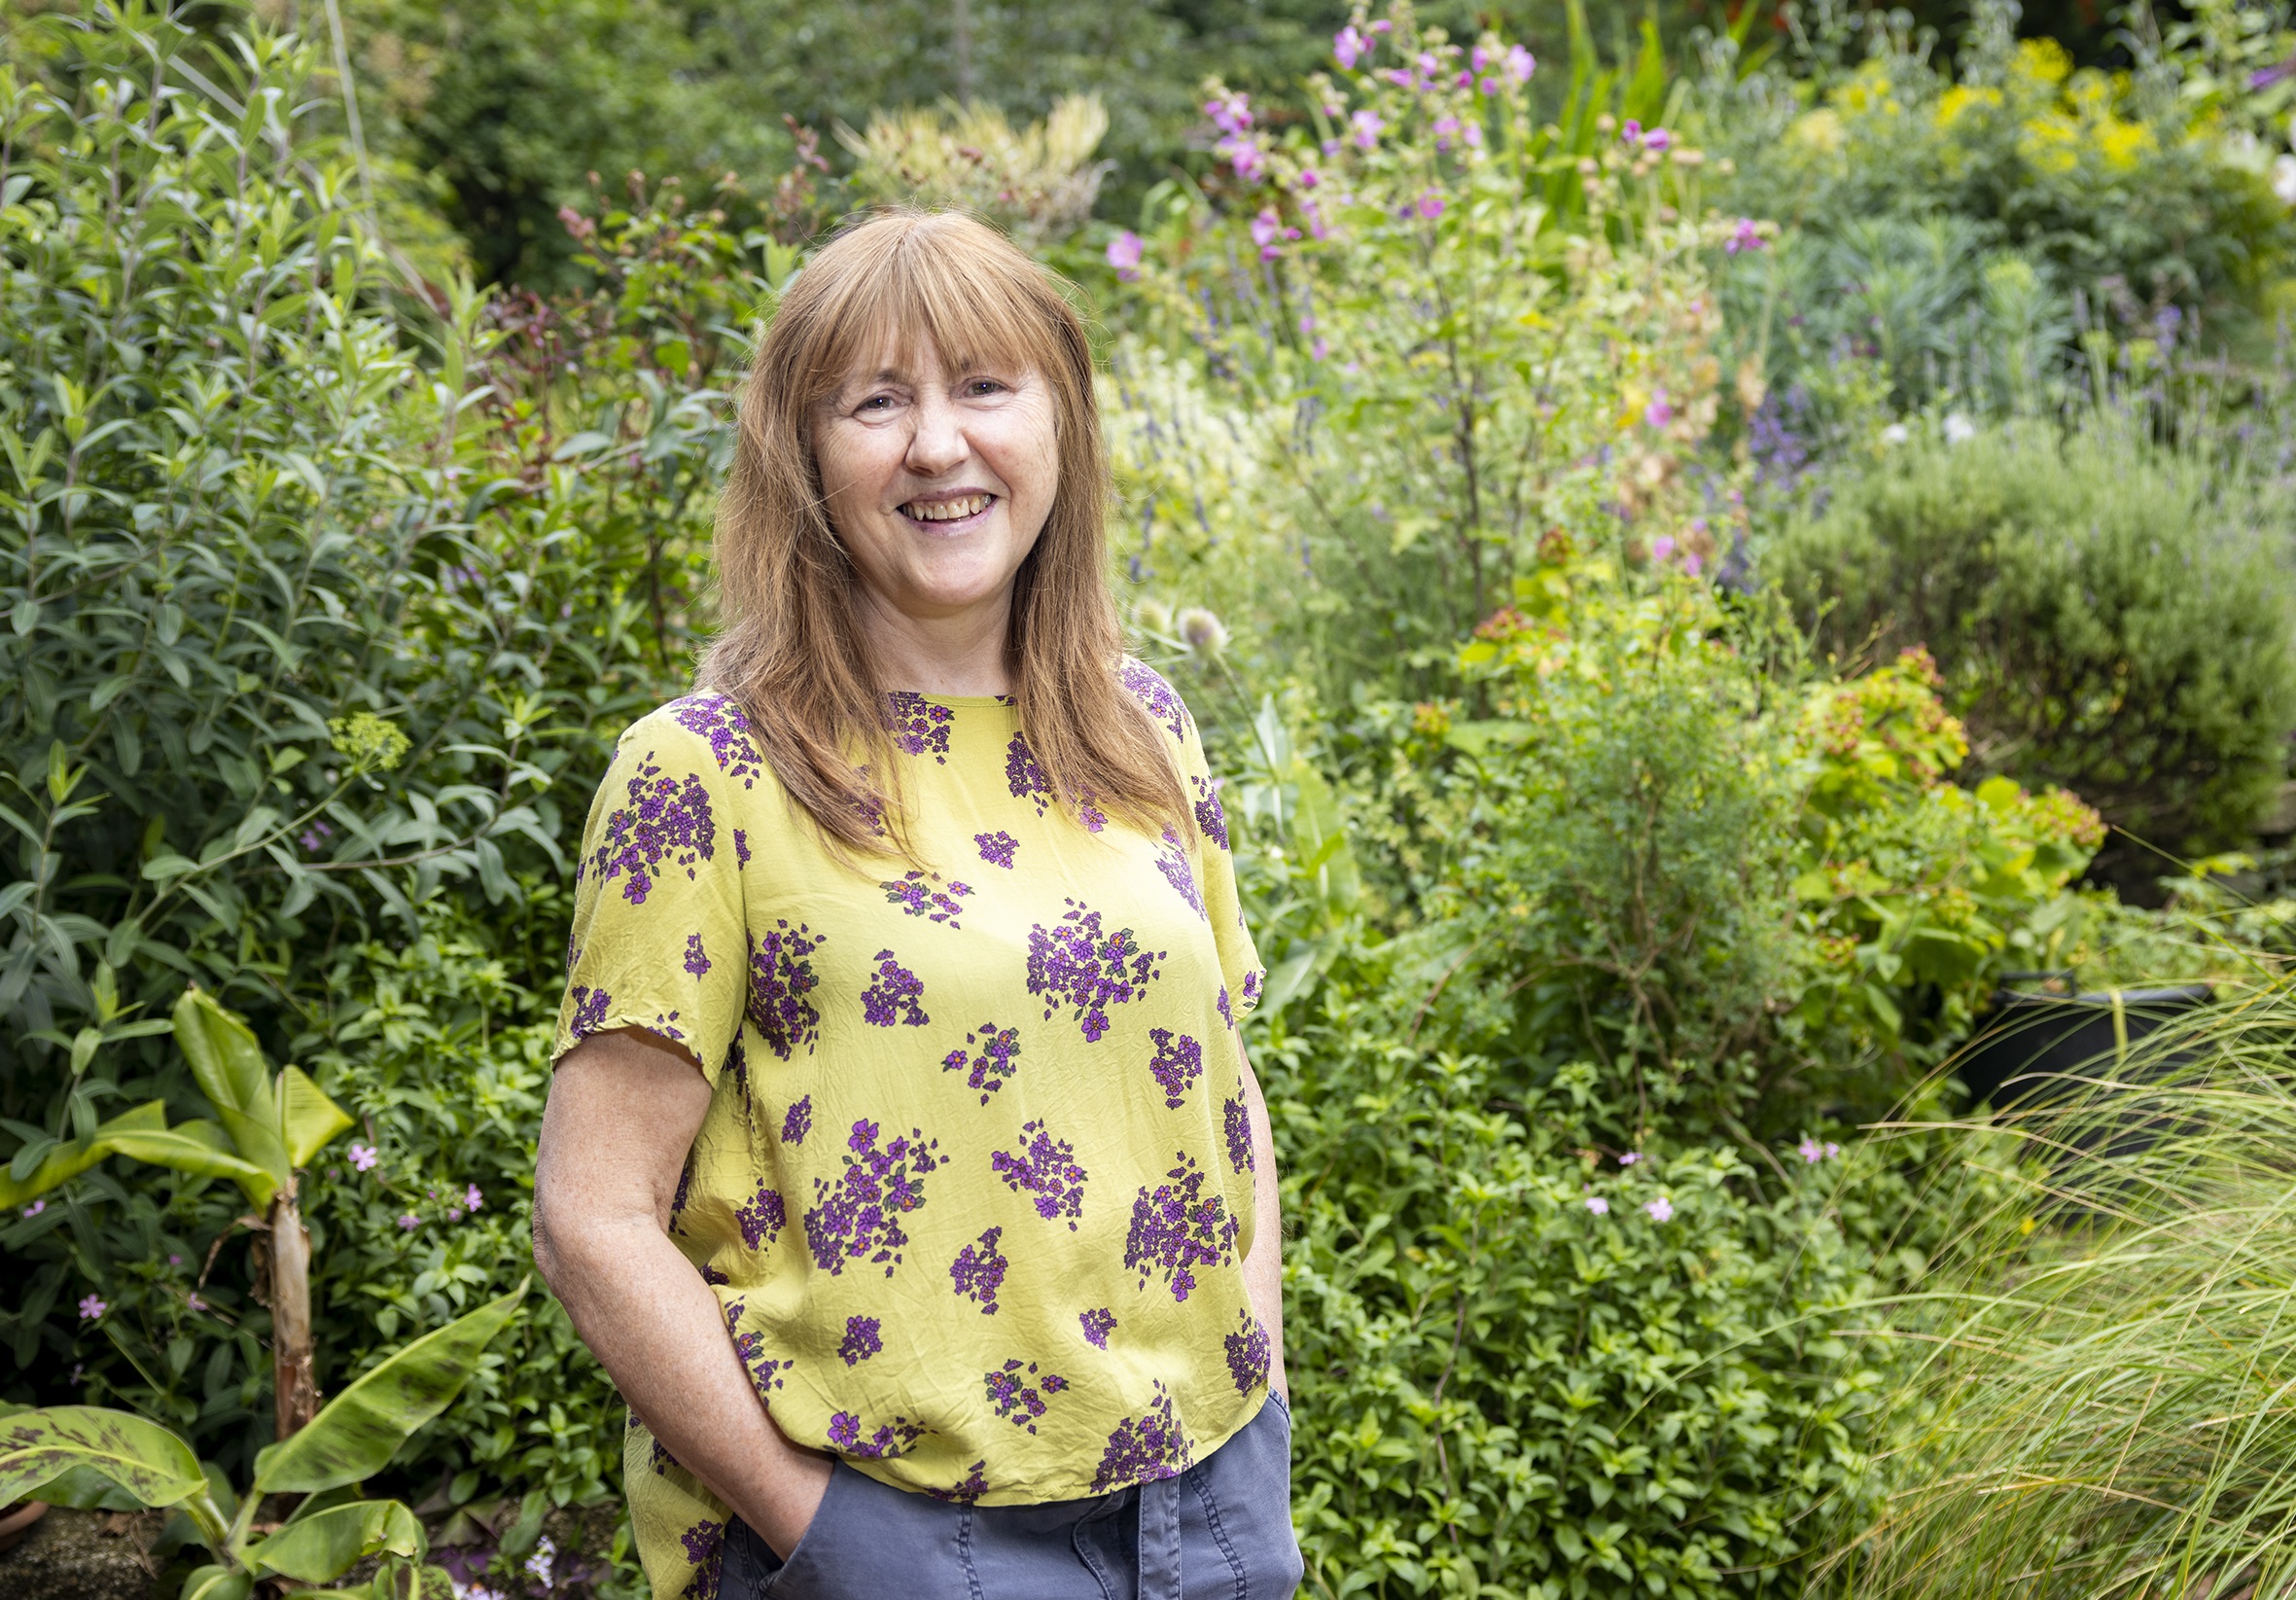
top-left (904, 392), bottom-right (969, 477)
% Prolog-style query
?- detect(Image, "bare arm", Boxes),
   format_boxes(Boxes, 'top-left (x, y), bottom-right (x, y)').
top-left (1238, 1044), bottom-right (1289, 1402)
top-left (533, 1028), bottom-right (831, 1558)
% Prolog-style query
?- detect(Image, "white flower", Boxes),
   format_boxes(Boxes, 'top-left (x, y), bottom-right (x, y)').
top-left (2274, 154), bottom-right (2296, 206)
top-left (1941, 412), bottom-right (1976, 444)
top-left (1879, 422), bottom-right (1909, 445)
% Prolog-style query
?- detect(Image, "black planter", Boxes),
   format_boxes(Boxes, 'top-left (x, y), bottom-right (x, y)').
top-left (1955, 980), bottom-right (2216, 1112)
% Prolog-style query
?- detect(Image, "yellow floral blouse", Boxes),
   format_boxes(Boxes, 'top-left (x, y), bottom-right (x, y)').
top-left (550, 664), bottom-right (1268, 1600)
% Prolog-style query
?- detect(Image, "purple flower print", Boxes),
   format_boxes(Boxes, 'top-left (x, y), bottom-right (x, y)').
top-left (1079, 1307), bottom-right (1117, 1349)
top-left (852, 783), bottom-right (889, 837)
top-left (735, 1183), bottom-right (786, 1249)
top-left (650, 1432), bottom-right (681, 1475)
top-left (1240, 969), bottom-right (1263, 1009)
top-left (569, 984), bottom-right (611, 1038)
top-left (838, 1315), bottom-right (883, 1367)
top-left (588, 754), bottom-right (717, 905)
top-left (863, 949), bottom-right (929, 1027)
top-left (1148, 1028), bottom-right (1203, 1109)
top-left (1026, 899), bottom-right (1164, 1043)
top-left (684, 933), bottom-right (710, 978)
top-left (882, 871), bottom-right (971, 928)
top-left (1077, 792), bottom-right (1108, 834)
top-left (672, 693), bottom-right (766, 789)
top-left (679, 1519), bottom-right (724, 1600)
top-left (1224, 1309), bottom-right (1271, 1396)
top-left (1091, 1382), bottom-right (1191, 1491)
top-left (724, 1036), bottom-right (750, 1107)
top-left (1223, 1093), bottom-right (1255, 1174)
top-left (651, 1011), bottom-right (686, 1044)
top-left (1192, 776), bottom-right (1230, 850)
top-left (1217, 986), bottom-right (1234, 1029)
top-left (1124, 1153), bottom-right (1239, 1302)
top-left (984, 1360), bottom-right (1069, 1434)
top-left (926, 1461), bottom-right (991, 1504)
top-left (885, 692), bottom-right (957, 763)
top-left (748, 920), bottom-right (825, 1060)
top-left (805, 1120), bottom-right (941, 1276)
top-left (782, 1095), bottom-right (812, 1146)
top-left (942, 1023), bottom-right (1021, 1104)
top-left (1154, 830), bottom-right (1206, 918)
top-left (828, 1410), bottom-right (928, 1460)
top-left (734, 829), bottom-right (752, 869)
top-left (724, 1298), bottom-right (789, 1399)
top-left (950, 1226), bottom-right (1007, 1313)
top-left (991, 1120), bottom-right (1088, 1229)
top-left (975, 831), bottom-right (1019, 869)
top-left (1119, 660), bottom-right (1192, 741)
top-left (1005, 733), bottom-right (1053, 816)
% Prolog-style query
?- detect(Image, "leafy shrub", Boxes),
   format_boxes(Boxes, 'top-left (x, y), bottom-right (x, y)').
top-left (1763, 419), bottom-right (2296, 853)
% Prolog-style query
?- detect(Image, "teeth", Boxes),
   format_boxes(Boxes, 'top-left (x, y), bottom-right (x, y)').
top-left (905, 493), bottom-right (991, 522)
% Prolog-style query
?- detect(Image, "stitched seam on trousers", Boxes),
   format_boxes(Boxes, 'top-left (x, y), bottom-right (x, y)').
top-left (1073, 1498), bottom-right (1125, 1600)
top-left (959, 1507), bottom-right (985, 1600)
top-left (1187, 1462), bottom-right (1249, 1600)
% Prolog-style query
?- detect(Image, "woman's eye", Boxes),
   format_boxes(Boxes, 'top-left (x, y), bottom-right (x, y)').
top-left (857, 395), bottom-right (893, 413)
top-left (965, 378), bottom-right (1007, 397)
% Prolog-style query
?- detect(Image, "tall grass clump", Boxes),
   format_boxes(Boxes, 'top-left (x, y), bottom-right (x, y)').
top-left (1839, 985), bottom-right (2296, 1596)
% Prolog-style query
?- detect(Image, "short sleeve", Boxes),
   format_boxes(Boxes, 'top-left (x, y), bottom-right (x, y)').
top-left (552, 708), bottom-right (751, 1081)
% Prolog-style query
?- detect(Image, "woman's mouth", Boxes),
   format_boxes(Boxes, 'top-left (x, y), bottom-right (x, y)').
top-left (900, 492), bottom-right (996, 527)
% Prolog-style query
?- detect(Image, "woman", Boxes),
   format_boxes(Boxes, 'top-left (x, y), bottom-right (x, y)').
top-left (533, 209), bottom-right (1300, 1600)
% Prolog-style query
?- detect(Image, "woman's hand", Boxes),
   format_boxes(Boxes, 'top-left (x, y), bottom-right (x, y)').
top-left (534, 1027), bottom-right (831, 1559)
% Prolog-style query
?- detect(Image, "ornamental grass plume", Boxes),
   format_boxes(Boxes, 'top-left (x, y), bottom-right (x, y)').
top-left (1834, 984), bottom-right (2296, 1596)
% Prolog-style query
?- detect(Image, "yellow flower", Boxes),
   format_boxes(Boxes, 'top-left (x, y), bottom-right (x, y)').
top-left (1790, 108), bottom-right (1844, 154)
top-left (2012, 37), bottom-right (2072, 89)
top-left (2095, 116), bottom-right (2153, 169)
top-left (1936, 84), bottom-right (2001, 127)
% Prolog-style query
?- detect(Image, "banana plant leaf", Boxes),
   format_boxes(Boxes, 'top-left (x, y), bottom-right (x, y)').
top-left (279, 1063), bottom-right (353, 1168)
top-left (170, 986), bottom-right (291, 1185)
top-left (245, 1499), bottom-right (423, 1582)
top-left (0, 1101), bottom-right (165, 1208)
top-left (252, 1282), bottom-right (524, 1495)
top-left (0, 1405), bottom-right (207, 1510)
top-left (179, 1565), bottom-right (254, 1600)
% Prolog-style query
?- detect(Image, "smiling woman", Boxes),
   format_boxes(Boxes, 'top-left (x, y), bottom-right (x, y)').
top-left (530, 210), bottom-right (1301, 1600)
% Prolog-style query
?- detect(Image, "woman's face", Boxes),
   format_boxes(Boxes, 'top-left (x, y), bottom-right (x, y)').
top-left (813, 338), bottom-right (1060, 628)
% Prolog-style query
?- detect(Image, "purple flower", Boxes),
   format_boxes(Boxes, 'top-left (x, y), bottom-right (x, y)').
top-left (1119, 660), bottom-right (1191, 740)
top-left (1724, 217), bottom-right (1766, 255)
top-left (685, 933), bottom-right (710, 978)
top-left (975, 831), bottom-right (1019, 869)
top-left (1091, 1381), bottom-right (1191, 1491)
top-left (1333, 23), bottom-right (1367, 67)
top-left (78, 1294), bottom-right (105, 1321)
top-left (671, 693), bottom-right (765, 788)
top-left (348, 1142), bottom-right (378, 1172)
top-left (1153, 832), bottom-right (1206, 918)
top-left (736, 1183), bottom-right (787, 1249)
top-left (748, 920), bottom-right (825, 1058)
top-left (1027, 899), bottom-right (1164, 1043)
top-left (1005, 733), bottom-right (1054, 815)
top-left (950, 1226), bottom-right (1007, 1313)
top-left (1205, 91), bottom-right (1253, 135)
top-left (783, 1094), bottom-right (813, 1146)
top-left (1252, 208), bottom-right (1283, 252)
top-left (1124, 1153), bottom-right (1239, 1302)
top-left (1222, 1094), bottom-right (1254, 1174)
top-left (1585, 1195), bottom-right (1609, 1215)
top-left (1506, 44), bottom-right (1535, 82)
top-left (984, 1359), bottom-right (1067, 1434)
top-left (1644, 1195), bottom-right (1675, 1223)
top-left (942, 1023), bottom-right (1022, 1104)
top-left (883, 691), bottom-right (957, 764)
top-left (569, 984), bottom-right (612, 1039)
top-left (1352, 109), bottom-right (1384, 151)
top-left (1217, 986), bottom-right (1235, 1029)
top-left (186, 1293), bottom-right (206, 1312)
top-left (1413, 193), bottom-right (1445, 221)
top-left (1079, 1307), bottom-right (1117, 1349)
top-left (678, 1519), bottom-right (724, 1596)
top-left (1619, 1151), bottom-right (1643, 1166)
top-left (1223, 1309), bottom-right (1271, 1395)
top-left (465, 1184), bottom-right (483, 1211)
top-left (587, 754), bottom-right (717, 905)
top-left (828, 1409), bottom-right (928, 1460)
top-left (398, 1213), bottom-right (421, 1230)
top-left (1107, 230), bottom-right (1145, 282)
top-left (927, 1462), bottom-right (991, 1505)
top-left (805, 1120), bottom-right (941, 1275)
top-left (1798, 1137), bottom-right (1842, 1163)
top-left (862, 949), bottom-right (929, 1028)
top-left (838, 1315), bottom-right (883, 1366)
top-left (882, 871), bottom-right (971, 928)
top-left (20, 1198), bottom-right (44, 1218)
top-left (1644, 390), bottom-right (1675, 428)
top-left (992, 1120), bottom-right (1089, 1228)
top-left (1297, 167), bottom-right (1320, 189)
top-left (1643, 126), bottom-right (1673, 152)
top-left (1148, 1028), bottom-right (1204, 1109)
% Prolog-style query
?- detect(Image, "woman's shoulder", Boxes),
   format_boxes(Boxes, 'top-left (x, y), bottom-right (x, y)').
top-left (1115, 657), bottom-right (1195, 745)
top-left (611, 690), bottom-right (775, 796)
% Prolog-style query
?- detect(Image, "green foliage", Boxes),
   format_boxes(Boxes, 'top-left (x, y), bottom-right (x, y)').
top-left (0, 1284), bottom-right (519, 1597)
top-left (1764, 419), bottom-right (2296, 852)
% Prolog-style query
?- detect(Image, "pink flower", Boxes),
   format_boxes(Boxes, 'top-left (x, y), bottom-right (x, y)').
top-left (1311, 338), bottom-right (1329, 360)
top-left (1334, 24), bottom-right (1367, 68)
top-left (1472, 43), bottom-right (1496, 71)
top-left (1352, 109), bottom-right (1384, 150)
top-left (1621, 119), bottom-right (1643, 144)
top-left (1321, 138), bottom-right (1342, 159)
top-left (1798, 1137), bottom-right (1842, 1163)
top-left (1456, 70), bottom-right (1473, 88)
top-left (1479, 76), bottom-right (1500, 95)
top-left (1302, 197), bottom-right (1330, 239)
top-left (1413, 193), bottom-right (1446, 220)
top-left (1222, 137), bottom-right (1266, 182)
top-left (1107, 230), bottom-right (1144, 281)
top-left (1723, 218), bottom-right (1766, 255)
top-left (348, 1141), bottom-right (378, 1172)
top-left (1619, 1151), bottom-right (1643, 1166)
top-left (1643, 126), bottom-right (1673, 152)
top-left (1585, 1195), bottom-right (1609, 1215)
top-left (466, 1184), bottom-right (483, 1210)
top-left (78, 1294), bottom-right (106, 1321)
top-left (1251, 209), bottom-right (1283, 248)
top-left (1644, 1195), bottom-right (1675, 1223)
top-left (1297, 167), bottom-right (1320, 189)
top-left (1645, 390), bottom-right (1675, 428)
top-left (1205, 92), bottom-right (1253, 136)
top-left (446, 1208), bottom-right (462, 1222)
top-left (20, 1199), bottom-right (43, 1218)
top-left (1506, 45), bottom-right (1536, 83)
top-left (186, 1294), bottom-right (205, 1312)
top-left (397, 1213), bottom-right (421, 1230)
top-left (1464, 123), bottom-right (1484, 147)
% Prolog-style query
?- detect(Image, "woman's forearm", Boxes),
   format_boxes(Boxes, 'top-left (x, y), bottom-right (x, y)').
top-left (1239, 1049), bottom-right (1289, 1401)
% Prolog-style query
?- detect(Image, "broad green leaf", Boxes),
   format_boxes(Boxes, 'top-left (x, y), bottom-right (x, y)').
top-left (279, 1065), bottom-right (353, 1167)
top-left (102, 1126), bottom-right (277, 1209)
top-left (0, 1100), bottom-right (165, 1208)
top-left (253, 1283), bottom-right (525, 1495)
top-left (247, 1499), bottom-right (422, 1582)
top-left (1290, 762), bottom-right (1360, 919)
top-left (179, 1565), bottom-right (253, 1600)
top-left (171, 987), bottom-right (290, 1184)
top-left (0, 1405), bottom-right (205, 1509)
top-left (24, 1463), bottom-right (149, 1511)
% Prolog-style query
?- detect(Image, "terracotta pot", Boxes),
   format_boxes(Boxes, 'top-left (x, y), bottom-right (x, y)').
top-left (0, 1499), bottom-right (49, 1554)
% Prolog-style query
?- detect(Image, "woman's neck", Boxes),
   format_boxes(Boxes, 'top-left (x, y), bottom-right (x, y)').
top-left (853, 582), bottom-right (1016, 696)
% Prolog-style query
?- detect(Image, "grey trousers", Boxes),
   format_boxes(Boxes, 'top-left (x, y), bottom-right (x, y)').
top-left (723, 1391), bottom-right (1303, 1599)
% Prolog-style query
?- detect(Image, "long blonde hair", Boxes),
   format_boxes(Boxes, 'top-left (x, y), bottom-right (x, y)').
top-left (700, 208), bottom-right (1185, 856)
